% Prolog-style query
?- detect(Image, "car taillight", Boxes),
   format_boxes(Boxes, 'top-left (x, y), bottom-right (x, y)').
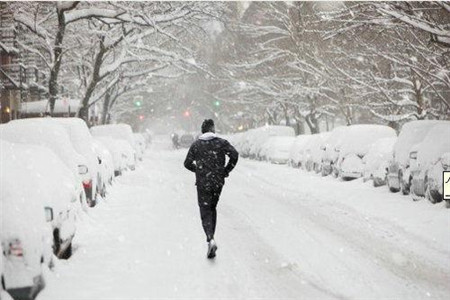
top-left (8, 239), bottom-right (23, 257)
top-left (83, 179), bottom-right (92, 189)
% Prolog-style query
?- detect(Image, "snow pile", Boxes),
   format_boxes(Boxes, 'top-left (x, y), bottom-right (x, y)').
top-left (20, 99), bottom-right (80, 114)
top-left (322, 126), bottom-right (349, 163)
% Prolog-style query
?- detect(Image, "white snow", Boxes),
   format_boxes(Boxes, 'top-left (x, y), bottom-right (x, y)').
top-left (20, 99), bottom-right (80, 114)
top-left (36, 137), bottom-right (450, 300)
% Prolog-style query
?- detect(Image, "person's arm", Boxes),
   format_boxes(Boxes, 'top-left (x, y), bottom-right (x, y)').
top-left (184, 143), bottom-right (197, 172)
top-left (223, 140), bottom-right (239, 176)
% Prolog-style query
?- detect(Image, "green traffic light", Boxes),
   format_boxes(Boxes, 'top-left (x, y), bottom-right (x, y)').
top-left (214, 100), bottom-right (220, 107)
top-left (135, 101), bottom-right (142, 107)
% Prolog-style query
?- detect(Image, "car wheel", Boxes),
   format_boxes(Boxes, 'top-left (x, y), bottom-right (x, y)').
top-left (387, 178), bottom-right (399, 192)
top-left (373, 178), bottom-right (384, 187)
top-left (53, 230), bottom-right (61, 256)
top-left (401, 175), bottom-right (410, 195)
top-left (61, 243), bottom-right (72, 260)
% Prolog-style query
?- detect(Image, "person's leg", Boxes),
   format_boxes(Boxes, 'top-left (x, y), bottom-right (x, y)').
top-left (197, 187), bottom-right (215, 242)
top-left (210, 187), bottom-right (223, 238)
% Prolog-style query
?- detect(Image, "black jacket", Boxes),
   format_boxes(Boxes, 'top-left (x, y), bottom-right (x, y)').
top-left (184, 134), bottom-right (239, 190)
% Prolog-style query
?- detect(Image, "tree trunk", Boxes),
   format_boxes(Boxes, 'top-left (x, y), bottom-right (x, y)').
top-left (305, 113), bottom-right (320, 134)
top-left (101, 90), bottom-right (111, 125)
top-left (48, 10), bottom-right (67, 115)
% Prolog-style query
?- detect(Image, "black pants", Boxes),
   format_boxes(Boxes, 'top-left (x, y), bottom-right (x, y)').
top-left (197, 186), bottom-right (223, 242)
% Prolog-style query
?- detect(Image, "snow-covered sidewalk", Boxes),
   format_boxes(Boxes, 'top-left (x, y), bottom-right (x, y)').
top-left (38, 138), bottom-right (450, 300)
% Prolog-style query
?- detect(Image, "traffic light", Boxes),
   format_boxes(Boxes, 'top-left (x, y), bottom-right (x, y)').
top-left (134, 100), bottom-right (142, 107)
top-left (183, 110), bottom-right (190, 117)
top-left (214, 100), bottom-right (220, 107)
top-left (138, 115), bottom-right (145, 121)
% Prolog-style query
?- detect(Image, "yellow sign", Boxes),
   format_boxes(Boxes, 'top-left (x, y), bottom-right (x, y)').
top-left (444, 171), bottom-right (450, 201)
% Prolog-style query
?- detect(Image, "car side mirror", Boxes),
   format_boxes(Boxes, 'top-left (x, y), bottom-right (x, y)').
top-left (78, 165), bottom-right (88, 175)
top-left (98, 157), bottom-right (102, 165)
top-left (409, 151), bottom-right (418, 160)
top-left (44, 207), bottom-right (54, 222)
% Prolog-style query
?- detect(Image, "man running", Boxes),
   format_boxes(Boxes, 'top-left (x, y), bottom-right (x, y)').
top-left (184, 119), bottom-right (239, 259)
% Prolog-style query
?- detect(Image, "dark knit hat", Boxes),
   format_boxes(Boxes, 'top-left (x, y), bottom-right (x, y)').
top-left (201, 119), bottom-right (215, 133)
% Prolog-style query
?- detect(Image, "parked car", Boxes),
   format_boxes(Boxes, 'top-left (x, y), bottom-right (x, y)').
top-left (1, 140), bottom-right (78, 259)
top-left (302, 132), bottom-right (331, 173)
top-left (410, 123), bottom-right (450, 203)
top-left (91, 124), bottom-right (137, 158)
top-left (92, 139), bottom-right (115, 197)
top-left (288, 135), bottom-right (312, 168)
top-left (362, 137), bottom-right (397, 187)
top-left (321, 126), bottom-right (350, 176)
top-left (387, 120), bottom-right (443, 194)
top-left (96, 137), bottom-right (135, 174)
top-left (53, 118), bottom-right (100, 207)
top-left (179, 133), bottom-right (195, 148)
top-left (248, 126), bottom-right (295, 160)
top-left (1, 140), bottom-right (77, 299)
top-left (335, 125), bottom-right (397, 180)
top-left (0, 120), bottom-right (87, 207)
top-left (265, 136), bottom-right (295, 164)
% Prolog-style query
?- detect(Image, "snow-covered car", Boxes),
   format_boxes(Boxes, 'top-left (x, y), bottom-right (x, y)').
top-left (248, 126), bottom-right (295, 160)
top-left (1, 140), bottom-right (78, 259)
top-left (96, 137), bottom-right (135, 175)
top-left (362, 137), bottom-right (397, 187)
top-left (387, 120), bottom-right (443, 194)
top-left (0, 140), bottom-right (78, 299)
top-left (302, 132), bottom-right (331, 173)
top-left (133, 133), bottom-right (146, 161)
top-left (288, 135), bottom-right (312, 168)
top-left (336, 125), bottom-right (397, 180)
top-left (92, 139), bottom-right (115, 197)
top-left (410, 123), bottom-right (450, 203)
top-left (52, 118), bottom-right (100, 207)
top-left (264, 136), bottom-right (295, 164)
top-left (0, 120), bottom-right (87, 206)
top-left (320, 126), bottom-right (350, 176)
top-left (179, 134), bottom-right (195, 148)
top-left (91, 124), bottom-right (137, 162)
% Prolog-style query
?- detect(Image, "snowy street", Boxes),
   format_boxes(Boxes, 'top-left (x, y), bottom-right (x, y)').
top-left (37, 137), bottom-right (450, 300)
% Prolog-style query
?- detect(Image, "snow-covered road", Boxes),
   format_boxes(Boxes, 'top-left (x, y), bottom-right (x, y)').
top-left (38, 137), bottom-right (450, 300)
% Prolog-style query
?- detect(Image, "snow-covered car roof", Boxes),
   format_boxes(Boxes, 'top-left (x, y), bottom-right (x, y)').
top-left (338, 124), bottom-right (397, 158)
top-left (394, 120), bottom-right (445, 166)
top-left (91, 124), bottom-right (135, 148)
top-left (416, 123), bottom-right (450, 167)
top-left (1, 119), bottom-right (86, 178)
